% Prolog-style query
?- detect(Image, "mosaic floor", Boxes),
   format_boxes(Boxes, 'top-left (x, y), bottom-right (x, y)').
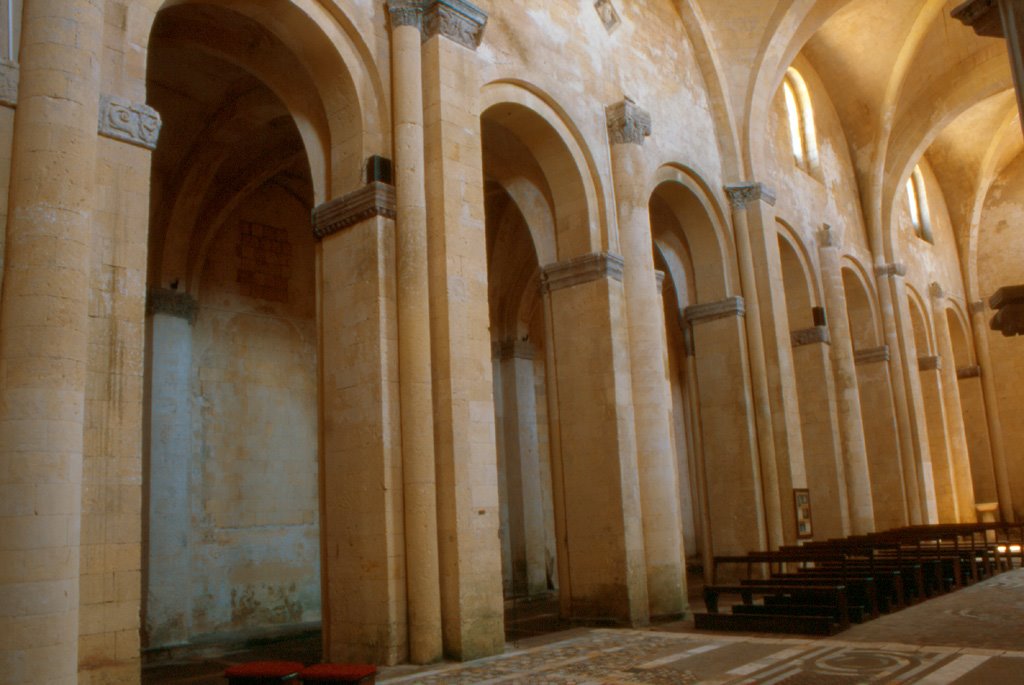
top-left (146, 569), bottom-right (1024, 684)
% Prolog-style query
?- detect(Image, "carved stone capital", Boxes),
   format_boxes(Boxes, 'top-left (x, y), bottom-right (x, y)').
top-left (422, 0), bottom-right (487, 50)
top-left (98, 94), bottom-right (162, 150)
top-left (918, 355), bottom-right (942, 372)
top-left (493, 339), bottom-right (535, 361)
top-left (684, 296), bottom-right (745, 325)
top-left (952, 0), bottom-right (1002, 37)
top-left (606, 98), bottom-right (652, 145)
top-left (989, 285), bottom-right (1024, 337)
top-left (654, 269), bottom-right (666, 294)
top-left (541, 252), bottom-right (624, 293)
top-left (313, 182), bottom-right (397, 239)
top-left (971, 299), bottom-right (987, 314)
top-left (791, 325), bottom-right (830, 347)
top-left (875, 262), bottom-right (907, 279)
top-left (594, 0), bottom-right (621, 32)
top-left (147, 288), bottom-right (198, 324)
top-left (387, 0), bottom-right (423, 28)
top-left (855, 345), bottom-right (890, 365)
top-left (725, 182), bottom-right (777, 210)
top-left (929, 282), bottom-right (945, 300)
top-left (957, 365), bottom-right (982, 380)
top-left (817, 224), bottom-right (838, 248)
top-left (0, 59), bottom-right (18, 108)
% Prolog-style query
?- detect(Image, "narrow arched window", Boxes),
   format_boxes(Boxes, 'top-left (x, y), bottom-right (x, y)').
top-left (906, 165), bottom-right (933, 243)
top-left (782, 68), bottom-right (819, 174)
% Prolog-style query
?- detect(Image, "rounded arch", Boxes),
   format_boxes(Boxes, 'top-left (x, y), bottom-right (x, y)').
top-left (481, 80), bottom-right (608, 261)
top-left (776, 221), bottom-right (818, 330)
top-left (841, 257), bottom-right (883, 350)
top-left (648, 164), bottom-right (737, 304)
top-left (905, 284), bottom-right (934, 356)
top-left (946, 302), bottom-right (975, 368)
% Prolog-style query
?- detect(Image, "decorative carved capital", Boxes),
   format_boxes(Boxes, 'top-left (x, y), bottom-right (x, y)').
top-left (791, 325), bottom-right (830, 347)
top-left (493, 339), bottom-right (535, 361)
top-left (98, 94), bottom-right (162, 150)
top-left (918, 355), bottom-right (942, 372)
top-left (875, 262), bottom-right (907, 279)
top-left (147, 288), bottom-right (198, 324)
top-left (594, 0), bottom-right (621, 32)
top-left (312, 182), bottom-right (397, 239)
top-left (952, 0), bottom-right (1002, 37)
top-left (957, 365), bottom-right (982, 380)
top-left (541, 252), bottom-right (625, 293)
top-left (817, 224), bottom-right (838, 248)
top-left (971, 299), bottom-right (987, 314)
top-left (422, 0), bottom-right (487, 50)
top-left (989, 285), bottom-right (1024, 337)
top-left (0, 59), bottom-right (18, 108)
top-left (855, 345), bottom-right (890, 365)
top-left (606, 98), bottom-right (652, 145)
top-left (684, 296), bottom-right (745, 325)
top-left (725, 182), bottom-right (777, 210)
top-left (387, 0), bottom-right (423, 28)
top-left (929, 282), bottom-right (945, 301)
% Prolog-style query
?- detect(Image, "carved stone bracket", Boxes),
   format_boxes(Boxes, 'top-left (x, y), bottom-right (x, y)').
top-left (387, 0), bottom-right (423, 27)
top-left (594, 0), bottom-right (621, 32)
top-left (929, 282), bottom-right (946, 300)
top-left (953, 0), bottom-right (1002, 38)
top-left (855, 345), bottom-right (890, 365)
top-left (541, 252), bottom-right (624, 293)
top-left (607, 98), bottom-right (652, 145)
top-left (957, 365), bottom-right (982, 379)
top-left (875, 262), bottom-right (907, 279)
top-left (0, 59), bottom-right (18, 108)
top-left (817, 223), bottom-right (838, 248)
top-left (147, 288), bottom-right (199, 324)
top-left (918, 355), bottom-right (942, 372)
top-left (422, 0), bottom-right (487, 50)
top-left (971, 299), bottom-right (987, 314)
top-left (98, 94), bottom-right (162, 150)
top-left (684, 296), bottom-right (745, 325)
top-left (989, 284), bottom-right (1024, 336)
top-left (313, 182), bottom-right (397, 240)
top-left (791, 325), bottom-right (830, 348)
top-left (492, 339), bottom-right (535, 361)
top-left (725, 182), bottom-right (777, 210)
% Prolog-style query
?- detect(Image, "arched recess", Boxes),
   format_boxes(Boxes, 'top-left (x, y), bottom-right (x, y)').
top-left (142, 0), bottom-right (397, 664)
top-left (650, 165), bottom-right (766, 573)
top-left (842, 262), bottom-right (908, 529)
top-left (778, 228), bottom-right (849, 539)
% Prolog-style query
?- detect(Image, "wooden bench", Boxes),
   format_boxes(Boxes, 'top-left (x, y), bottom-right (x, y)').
top-left (696, 583), bottom-right (849, 635)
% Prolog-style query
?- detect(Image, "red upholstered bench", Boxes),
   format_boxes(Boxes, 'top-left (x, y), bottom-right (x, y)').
top-left (298, 664), bottom-right (377, 684)
top-left (224, 661), bottom-right (305, 684)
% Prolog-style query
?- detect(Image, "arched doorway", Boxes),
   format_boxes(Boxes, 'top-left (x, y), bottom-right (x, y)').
top-left (143, 3), bottom-right (324, 653)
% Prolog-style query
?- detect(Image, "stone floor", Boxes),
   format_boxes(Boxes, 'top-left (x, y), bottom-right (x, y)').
top-left (144, 568), bottom-right (1024, 684)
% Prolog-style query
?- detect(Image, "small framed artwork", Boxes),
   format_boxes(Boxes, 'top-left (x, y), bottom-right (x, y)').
top-left (794, 488), bottom-right (813, 539)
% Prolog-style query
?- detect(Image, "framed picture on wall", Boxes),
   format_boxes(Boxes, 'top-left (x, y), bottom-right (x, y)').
top-left (794, 488), bottom-right (813, 539)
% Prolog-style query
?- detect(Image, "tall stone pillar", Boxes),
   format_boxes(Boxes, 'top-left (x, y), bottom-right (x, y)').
top-left (876, 263), bottom-right (932, 524)
top-left (314, 185), bottom-right (407, 665)
top-left (969, 300), bottom-right (1015, 520)
top-left (421, 0), bottom-right (505, 659)
top-left (918, 355), bottom-right (959, 522)
top-left (540, 254), bottom-right (649, 626)
top-left (144, 290), bottom-right (198, 648)
top-left (0, 1), bottom-right (103, 681)
top-left (607, 99), bottom-right (686, 617)
top-left (724, 184), bottom-right (785, 549)
top-left (684, 297), bottom-right (768, 569)
top-left (386, 0), bottom-right (443, 664)
top-left (495, 340), bottom-right (547, 597)
top-left (817, 227), bottom-right (875, 533)
top-left (930, 285), bottom-right (976, 522)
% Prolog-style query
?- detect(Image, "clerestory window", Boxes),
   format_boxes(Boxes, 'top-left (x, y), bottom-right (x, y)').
top-left (782, 68), bottom-right (819, 174)
top-left (906, 165), bottom-right (933, 243)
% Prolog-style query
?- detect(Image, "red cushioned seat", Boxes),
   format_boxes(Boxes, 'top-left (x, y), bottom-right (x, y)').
top-left (298, 663), bottom-right (377, 683)
top-left (224, 661), bottom-right (305, 683)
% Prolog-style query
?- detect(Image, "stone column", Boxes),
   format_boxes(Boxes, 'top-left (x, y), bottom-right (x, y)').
top-left (684, 298), bottom-right (768, 560)
top-left (877, 263), bottom-right (932, 524)
top-left (495, 340), bottom-right (547, 597)
top-left (144, 290), bottom-right (197, 648)
top-left (421, 0), bottom-right (504, 659)
top-left (956, 363), bottom-right (999, 507)
top-left (855, 346), bottom-right (910, 529)
top-left (918, 355), bottom-right (959, 522)
top-left (0, 1), bottom-right (103, 681)
top-left (607, 99), bottom-right (686, 617)
top-left (314, 184), bottom-right (407, 665)
top-left (817, 227), bottom-right (875, 533)
top-left (969, 300), bottom-right (1015, 520)
top-left (386, 0), bottom-right (443, 664)
top-left (724, 184), bottom-right (785, 549)
top-left (930, 285), bottom-right (976, 522)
